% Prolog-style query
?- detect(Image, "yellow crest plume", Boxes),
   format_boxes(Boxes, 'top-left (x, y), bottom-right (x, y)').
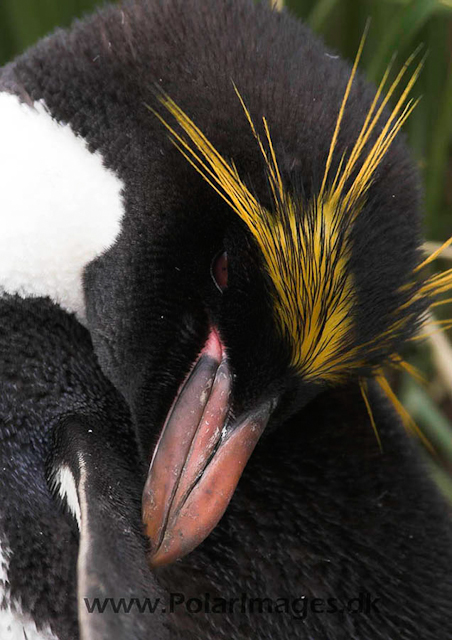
top-left (150, 31), bottom-right (427, 381)
top-left (150, 33), bottom-right (452, 448)
top-left (151, 89), bottom-right (357, 382)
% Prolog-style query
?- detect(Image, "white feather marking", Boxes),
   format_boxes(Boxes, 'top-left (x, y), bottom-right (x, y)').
top-left (0, 92), bottom-right (124, 321)
top-left (0, 536), bottom-right (59, 640)
top-left (53, 465), bottom-right (81, 530)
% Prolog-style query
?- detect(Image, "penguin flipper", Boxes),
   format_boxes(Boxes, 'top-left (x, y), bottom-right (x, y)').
top-left (50, 415), bottom-right (169, 640)
top-left (0, 295), bottom-right (168, 640)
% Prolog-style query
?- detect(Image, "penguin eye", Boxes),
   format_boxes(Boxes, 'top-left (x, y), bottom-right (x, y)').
top-left (211, 251), bottom-right (228, 292)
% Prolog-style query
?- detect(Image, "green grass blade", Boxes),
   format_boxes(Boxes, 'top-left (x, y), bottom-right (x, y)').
top-left (401, 375), bottom-right (452, 463)
top-left (307, 0), bottom-right (341, 31)
top-left (367, 0), bottom-right (439, 81)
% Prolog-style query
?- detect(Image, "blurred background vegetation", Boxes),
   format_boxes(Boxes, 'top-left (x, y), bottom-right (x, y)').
top-left (1, 0), bottom-right (452, 494)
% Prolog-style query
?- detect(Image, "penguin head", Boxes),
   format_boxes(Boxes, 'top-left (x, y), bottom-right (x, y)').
top-left (80, 35), bottom-right (445, 567)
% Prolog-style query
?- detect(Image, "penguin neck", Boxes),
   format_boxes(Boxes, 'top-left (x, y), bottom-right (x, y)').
top-left (0, 91), bottom-right (124, 321)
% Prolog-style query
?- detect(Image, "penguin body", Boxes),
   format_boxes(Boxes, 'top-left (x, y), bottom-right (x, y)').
top-left (1, 294), bottom-right (452, 639)
top-left (1, 1), bottom-right (452, 639)
top-left (0, 89), bottom-right (124, 321)
top-left (0, 295), bottom-right (168, 640)
top-left (0, 0), bottom-right (419, 404)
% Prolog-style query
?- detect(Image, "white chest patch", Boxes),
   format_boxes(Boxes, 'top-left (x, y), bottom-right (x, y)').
top-left (0, 536), bottom-right (59, 640)
top-left (0, 92), bottom-right (124, 321)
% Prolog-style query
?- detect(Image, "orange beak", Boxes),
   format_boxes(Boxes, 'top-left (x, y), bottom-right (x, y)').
top-left (142, 329), bottom-right (272, 567)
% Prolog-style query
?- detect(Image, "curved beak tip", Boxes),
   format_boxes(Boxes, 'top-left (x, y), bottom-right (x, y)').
top-left (141, 330), bottom-right (273, 567)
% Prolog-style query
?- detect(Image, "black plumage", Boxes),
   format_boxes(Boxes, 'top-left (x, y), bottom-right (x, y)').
top-left (3, 0), bottom-right (422, 437)
top-left (0, 1), bottom-right (451, 638)
top-left (2, 296), bottom-right (452, 639)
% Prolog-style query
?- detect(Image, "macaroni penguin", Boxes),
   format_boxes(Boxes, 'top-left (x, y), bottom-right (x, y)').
top-left (1, 0), bottom-right (452, 638)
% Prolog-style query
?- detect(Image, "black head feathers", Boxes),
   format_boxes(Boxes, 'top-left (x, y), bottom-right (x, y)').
top-left (1, 1), bottom-right (452, 638)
